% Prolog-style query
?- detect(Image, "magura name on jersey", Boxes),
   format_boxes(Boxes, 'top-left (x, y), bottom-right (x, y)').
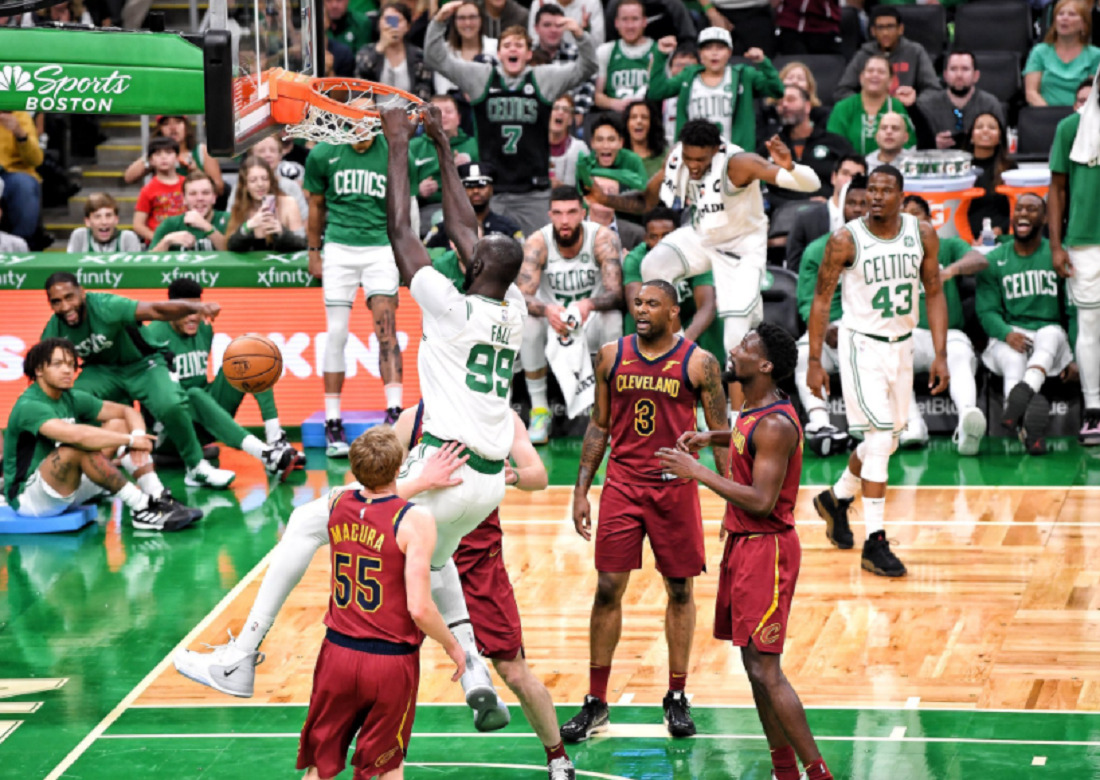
top-left (1002, 269), bottom-right (1059, 300)
top-left (329, 520), bottom-right (386, 551)
top-left (332, 169), bottom-right (387, 198)
top-left (861, 251), bottom-right (922, 285)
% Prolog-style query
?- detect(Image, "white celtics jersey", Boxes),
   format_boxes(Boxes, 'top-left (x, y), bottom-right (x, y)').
top-left (688, 70), bottom-right (733, 142)
top-left (841, 213), bottom-right (925, 339)
top-left (660, 142), bottom-right (767, 247)
top-left (537, 221), bottom-right (602, 306)
top-left (410, 267), bottom-right (527, 461)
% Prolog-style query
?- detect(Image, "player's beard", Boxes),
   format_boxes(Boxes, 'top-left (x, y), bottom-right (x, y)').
top-left (552, 225), bottom-right (581, 250)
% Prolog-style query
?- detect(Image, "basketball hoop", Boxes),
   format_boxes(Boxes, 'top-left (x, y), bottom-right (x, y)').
top-left (261, 68), bottom-right (424, 144)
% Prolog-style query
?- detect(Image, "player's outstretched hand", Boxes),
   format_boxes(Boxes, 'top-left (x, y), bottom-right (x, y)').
top-left (445, 637), bottom-right (466, 683)
top-left (764, 135), bottom-right (793, 170)
top-left (420, 103), bottom-right (447, 146)
top-left (201, 302), bottom-right (221, 322)
top-left (420, 441), bottom-right (468, 489)
top-left (572, 493), bottom-right (592, 541)
top-left (379, 105), bottom-right (416, 143)
top-left (656, 447), bottom-right (699, 481)
top-left (928, 354), bottom-right (950, 395)
top-left (806, 360), bottom-right (830, 400)
top-left (676, 430), bottom-right (711, 453)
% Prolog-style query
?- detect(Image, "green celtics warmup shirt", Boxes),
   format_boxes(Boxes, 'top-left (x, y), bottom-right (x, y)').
top-left (40, 292), bottom-right (155, 365)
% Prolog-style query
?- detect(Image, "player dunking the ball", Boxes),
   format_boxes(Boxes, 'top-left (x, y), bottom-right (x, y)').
top-left (658, 322), bottom-right (834, 780)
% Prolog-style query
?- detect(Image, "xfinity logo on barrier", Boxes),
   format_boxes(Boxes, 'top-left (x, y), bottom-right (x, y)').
top-left (257, 268), bottom-right (315, 287)
top-left (0, 64), bottom-right (132, 112)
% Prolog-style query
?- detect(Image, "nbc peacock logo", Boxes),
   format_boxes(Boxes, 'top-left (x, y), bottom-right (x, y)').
top-left (0, 65), bottom-right (34, 92)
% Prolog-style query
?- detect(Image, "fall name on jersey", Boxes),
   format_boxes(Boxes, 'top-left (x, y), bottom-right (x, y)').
top-left (1001, 269), bottom-right (1059, 300)
top-left (329, 521), bottom-right (386, 551)
top-left (333, 169), bottom-right (387, 197)
top-left (615, 373), bottom-right (682, 396)
top-left (860, 251), bottom-right (921, 285)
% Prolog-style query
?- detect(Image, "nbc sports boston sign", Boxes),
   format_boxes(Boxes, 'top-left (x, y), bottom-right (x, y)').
top-left (0, 64), bottom-right (132, 113)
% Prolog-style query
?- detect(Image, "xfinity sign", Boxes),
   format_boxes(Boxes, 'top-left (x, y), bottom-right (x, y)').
top-left (0, 64), bottom-right (132, 113)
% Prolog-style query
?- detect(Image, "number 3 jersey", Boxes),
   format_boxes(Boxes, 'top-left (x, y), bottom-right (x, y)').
top-left (325, 491), bottom-right (423, 646)
top-left (410, 266), bottom-right (526, 462)
top-left (841, 213), bottom-right (924, 339)
top-left (607, 335), bottom-right (700, 485)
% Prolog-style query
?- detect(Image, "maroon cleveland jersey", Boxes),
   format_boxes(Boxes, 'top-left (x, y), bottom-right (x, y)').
top-left (607, 335), bottom-right (700, 484)
top-left (324, 491), bottom-right (424, 647)
top-left (723, 398), bottom-right (803, 535)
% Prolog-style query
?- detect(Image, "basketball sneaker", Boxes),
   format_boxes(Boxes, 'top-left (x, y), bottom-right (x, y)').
top-left (548, 756), bottom-right (577, 780)
top-left (663, 690), bottom-right (696, 737)
top-left (813, 488), bottom-right (854, 549)
top-left (384, 406), bottom-right (403, 425)
top-left (131, 495), bottom-right (196, 531)
top-left (560, 694), bottom-right (610, 743)
top-left (805, 423), bottom-right (849, 457)
top-left (325, 418), bottom-right (349, 458)
top-left (262, 443), bottom-right (299, 481)
top-left (173, 632), bottom-right (265, 698)
top-left (462, 652), bottom-right (510, 731)
top-left (899, 416), bottom-right (928, 449)
top-left (158, 489), bottom-right (204, 523)
top-left (184, 459), bottom-right (236, 489)
top-left (1019, 392), bottom-right (1051, 455)
top-left (528, 407), bottom-right (551, 446)
top-left (1002, 382), bottom-right (1035, 431)
top-left (953, 407), bottom-right (987, 456)
top-left (269, 434), bottom-right (307, 471)
top-left (1079, 408), bottom-right (1100, 446)
top-left (861, 531), bottom-right (907, 577)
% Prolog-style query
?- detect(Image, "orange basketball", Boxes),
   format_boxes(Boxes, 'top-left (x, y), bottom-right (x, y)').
top-left (222, 334), bottom-right (282, 394)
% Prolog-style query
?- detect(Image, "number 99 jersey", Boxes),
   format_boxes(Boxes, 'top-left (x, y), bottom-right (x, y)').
top-left (606, 335), bottom-right (701, 485)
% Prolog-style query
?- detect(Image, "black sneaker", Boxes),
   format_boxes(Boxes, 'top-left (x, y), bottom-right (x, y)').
top-left (1002, 382), bottom-right (1035, 431)
top-left (813, 488), bottom-right (854, 549)
top-left (662, 690), bottom-right (696, 738)
top-left (159, 489), bottom-right (204, 523)
top-left (132, 496), bottom-right (195, 532)
top-left (325, 419), bottom-right (349, 458)
top-left (806, 425), bottom-right (850, 457)
top-left (384, 406), bottom-right (403, 425)
top-left (861, 530), bottom-right (907, 577)
top-left (560, 694), bottom-right (609, 743)
top-left (262, 444), bottom-right (299, 480)
top-left (1019, 392), bottom-right (1051, 455)
top-left (270, 434), bottom-right (307, 471)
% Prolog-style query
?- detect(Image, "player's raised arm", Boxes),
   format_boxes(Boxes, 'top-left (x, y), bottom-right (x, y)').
top-left (805, 228), bottom-right (855, 400)
top-left (688, 347), bottom-right (730, 476)
top-left (135, 299), bottom-right (219, 323)
top-left (572, 342), bottom-right (616, 541)
top-left (726, 137), bottom-right (821, 192)
top-left (380, 107), bottom-right (432, 285)
top-left (420, 104), bottom-right (479, 265)
top-left (918, 219), bottom-right (949, 395)
top-left (585, 169), bottom-right (664, 216)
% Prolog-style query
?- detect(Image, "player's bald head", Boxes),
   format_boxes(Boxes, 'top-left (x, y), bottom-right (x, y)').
top-left (473, 233), bottom-right (524, 283)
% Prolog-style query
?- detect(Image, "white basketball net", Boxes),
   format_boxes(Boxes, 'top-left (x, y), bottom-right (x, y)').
top-left (280, 80), bottom-right (421, 145)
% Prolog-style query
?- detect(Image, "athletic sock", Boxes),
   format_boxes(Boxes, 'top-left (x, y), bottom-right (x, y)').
top-left (1023, 367), bottom-right (1046, 394)
top-left (669, 671), bottom-right (687, 692)
top-left (527, 374), bottom-right (549, 411)
top-left (807, 408), bottom-right (831, 429)
top-left (863, 496), bottom-right (885, 538)
top-left (589, 664), bottom-right (611, 702)
top-left (324, 393), bottom-right (341, 422)
top-left (115, 482), bottom-right (149, 512)
top-left (241, 434), bottom-right (267, 460)
top-left (237, 612), bottom-right (275, 654)
top-left (544, 741), bottom-right (568, 762)
top-left (264, 418), bottom-right (283, 444)
top-left (136, 471), bottom-right (166, 499)
top-left (384, 383), bottom-right (403, 410)
top-left (833, 468), bottom-right (860, 501)
top-left (770, 746), bottom-right (800, 780)
top-left (804, 758), bottom-right (834, 779)
top-left (430, 561), bottom-right (479, 655)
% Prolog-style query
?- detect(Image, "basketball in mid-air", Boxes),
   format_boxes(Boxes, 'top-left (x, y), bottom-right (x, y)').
top-left (222, 334), bottom-right (282, 393)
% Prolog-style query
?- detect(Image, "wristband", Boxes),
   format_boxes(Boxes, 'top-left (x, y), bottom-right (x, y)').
top-left (702, 2), bottom-right (715, 12)
top-left (308, 246), bottom-right (324, 252)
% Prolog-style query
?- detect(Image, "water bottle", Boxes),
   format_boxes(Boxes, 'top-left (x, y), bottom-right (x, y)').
top-left (980, 218), bottom-right (996, 247)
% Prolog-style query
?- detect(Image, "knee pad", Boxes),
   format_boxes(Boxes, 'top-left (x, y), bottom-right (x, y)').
top-left (639, 244), bottom-right (683, 284)
top-left (860, 429), bottom-right (896, 483)
top-left (323, 305), bottom-right (352, 373)
top-left (520, 315), bottom-right (550, 372)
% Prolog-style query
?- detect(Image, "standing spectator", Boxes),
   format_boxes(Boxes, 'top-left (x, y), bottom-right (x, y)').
top-left (123, 115), bottom-right (224, 198)
top-left (603, 0), bottom-right (697, 45)
top-left (548, 94), bottom-right (590, 188)
top-left (864, 112), bottom-right (910, 168)
top-left (915, 51), bottom-right (1007, 151)
top-left (661, 41), bottom-right (698, 145)
top-left (704, 0), bottom-right (777, 58)
top-left (355, 1), bottom-right (433, 102)
top-left (647, 27), bottom-right (783, 153)
top-left (410, 94), bottom-right (479, 230)
top-left (245, 136), bottom-right (310, 224)
top-left (423, 161), bottom-right (523, 249)
top-left (433, 0), bottom-right (498, 96)
top-left (529, 4), bottom-right (597, 120)
top-left (479, 0), bottom-right (527, 40)
top-left (965, 112), bottom-right (1017, 238)
top-left (775, 0), bottom-right (841, 56)
top-left (425, 4), bottom-right (598, 235)
top-left (528, 0), bottom-right (604, 47)
top-left (133, 136), bottom-right (185, 244)
top-left (594, 0), bottom-right (658, 114)
top-left (67, 193), bottom-right (142, 254)
top-left (827, 55), bottom-right (916, 156)
top-left (0, 111), bottom-right (42, 245)
top-left (225, 160), bottom-right (306, 252)
top-left (784, 154), bottom-right (867, 272)
top-left (1024, 0), bottom-right (1100, 106)
top-left (624, 100), bottom-right (669, 181)
top-left (326, 0), bottom-right (373, 55)
top-left (835, 7), bottom-right (940, 107)
top-left (576, 114), bottom-right (649, 194)
top-left (150, 172), bottom-right (229, 252)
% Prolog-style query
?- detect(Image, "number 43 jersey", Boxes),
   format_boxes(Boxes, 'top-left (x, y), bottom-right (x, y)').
top-left (841, 213), bottom-right (924, 340)
top-left (410, 266), bottom-right (526, 462)
top-left (607, 335), bottom-right (700, 484)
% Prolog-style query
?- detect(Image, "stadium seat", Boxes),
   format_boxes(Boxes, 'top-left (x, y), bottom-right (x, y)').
top-left (839, 5), bottom-right (864, 61)
top-left (772, 53), bottom-right (848, 106)
top-left (761, 267), bottom-right (801, 340)
top-left (953, 1), bottom-right (1032, 55)
top-left (1015, 105), bottom-right (1074, 162)
top-left (973, 51), bottom-right (1022, 107)
top-left (897, 5), bottom-right (947, 69)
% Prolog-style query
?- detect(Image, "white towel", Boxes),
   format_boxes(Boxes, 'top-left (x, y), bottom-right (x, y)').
top-left (545, 304), bottom-right (595, 419)
top-left (1070, 64), bottom-right (1100, 167)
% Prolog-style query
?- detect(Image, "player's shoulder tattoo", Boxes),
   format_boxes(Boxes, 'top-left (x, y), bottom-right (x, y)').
top-left (594, 225), bottom-right (623, 266)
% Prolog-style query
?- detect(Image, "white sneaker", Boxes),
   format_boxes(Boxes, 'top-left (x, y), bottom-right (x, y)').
top-left (954, 406), bottom-right (986, 456)
top-left (184, 459), bottom-right (236, 489)
top-left (173, 632), bottom-right (264, 697)
top-left (899, 416), bottom-right (929, 449)
top-left (549, 756), bottom-right (576, 779)
top-left (461, 651), bottom-right (510, 731)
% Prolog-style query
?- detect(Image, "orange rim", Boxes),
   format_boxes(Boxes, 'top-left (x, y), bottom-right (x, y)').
top-left (263, 68), bottom-right (424, 126)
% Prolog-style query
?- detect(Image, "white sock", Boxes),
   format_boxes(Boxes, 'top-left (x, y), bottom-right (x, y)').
top-left (1023, 367), bottom-right (1045, 394)
top-left (527, 374), bottom-right (549, 410)
top-left (863, 496), bottom-right (885, 538)
top-left (384, 384), bottom-right (403, 410)
top-left (834, 468), bottom-right (861, 501)
top-left (324, 393), bottom-right (341, 422)
top-left (242, 434), bottom-right (267, 460)
top-left (430, 560), bottom-right (478, 655)
top-left (264, 418), bottom-right (283, 444)
top-left (947, 348), bottom-right (978, 411)
top-left (1076, 308), bottom-right (1100, 407)
top-left (115, 482), bottom-right (149, 512)
top-left (136, 471), bottom-right (166, 499)
top-left (808, 408), bottom-right (831, 429)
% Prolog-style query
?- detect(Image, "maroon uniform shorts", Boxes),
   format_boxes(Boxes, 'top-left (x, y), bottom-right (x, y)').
top-left (297, 631), bottom-right (420, 779)
top-left (595, 479), bottom-right (705, 579)
top-left (453, 518), bottom-right (524, 660)
top-left (714, 527), bottom-right (801, 654)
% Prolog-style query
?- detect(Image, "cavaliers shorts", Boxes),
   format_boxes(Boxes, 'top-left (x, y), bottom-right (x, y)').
top-left (297, 633), bottom-right (419, 779)
top-left (453, 517), bottom-right (524, 660)
top-left (595, 479), bottom-right (705, 579)
top-left (714, 528), bottom-right (801, 654)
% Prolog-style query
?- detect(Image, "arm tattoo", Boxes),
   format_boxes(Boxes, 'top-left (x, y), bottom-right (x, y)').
top-left (808, 231), bottom-right (851, 360)
top-left (46, 449), bottom-right (77, 485)
top-left (575, 420), bottom-right (609, 495)
top-left (597, 190), bottom-right (648, 215)
top-left (696, 351), bottom-right (730, 476)
top-left (518, 236), bottom-right (548, 316)
top-left (589, 228), bottom-right (623, 312)
top-left (83, 451), bottom-right (128, 493)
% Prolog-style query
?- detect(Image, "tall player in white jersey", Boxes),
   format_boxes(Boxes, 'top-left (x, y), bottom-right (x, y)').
top-left (585, 119), bottom-right (821, 408)
top-left (806, 165), bottom-right (949, 578)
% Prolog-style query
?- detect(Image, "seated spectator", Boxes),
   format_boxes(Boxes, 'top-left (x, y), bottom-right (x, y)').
top-left (150, 171), bottom-right (228, 252)
top-left (1025, 0), bottom-right (1100, 107)
top-left (965, 111), bottom-right (1017, 238)
top-left (0, 183), bottom-right (29, 253)
top-left (424, 162), bottom-right (523, 249)
top-left (914, 51), bottom-right (1006, 151)
top-left (648, 27), bottom-right (783, 152)
top-left (594, 0), bottom-right (658, 114)
top-left (705, 0), bottom-right (777, 58)
top-left (225, 161), bottom-right (305, 252)
top-left (827, 55), bottom-right (916, 156)
top-left (0, 111), bottom-right (42, 244)
top-left (835, 7), bottom-right (939, 108)
top-left (67, 193), bottom-right (142, 253)
top-left (355, 1), bottom-right (433, 102)
top-left (784, 153), bottom-right (867, 272)
top-left (26, 0), bottom-right (93, 26)
top-left (529, 3), bottom-right (596, 120)
top-left (1075, 76), bottom-right (1096, 109)
top-left (759, 62), bottom-right (831, 141)
top-left (480, 0), bottom-right (529, 41)
top-left (327, 0), bottom-right (373, 56)
top-left (133, 136), bottom-right (185, 244)
top-left (123, 115), bottom-right (225, 198)
top-left (775, 0), bottom-right (841, 57)
top-left (432, 0), bottom-right (498, 96)
top-left (576, 113), bottom-right (649, 194)
top-left (410, 94), bottom-right (479, 231)
top-left (243, 136), bottom-right (309, 224)
top-left (624, 100), bottom-right (669, 182)
top-left (528, 0), bottom-right (604, 48)
top-left (865, 112), bottom-right (909, 168)
top-left (549, 94), bottom-right (590, 188)
top-left (585, 176), bottom-right (644, 252)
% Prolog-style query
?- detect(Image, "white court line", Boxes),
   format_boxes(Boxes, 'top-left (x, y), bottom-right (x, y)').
top-left (617, 693), bottom-right (634, 705)
top-left (1032, 756), bottom-right (1048, 766)
top-left (906, 697), bottom-right (922, 709)
top-left (44, 547), bottom-right (277, 780)
top-left (890, 726), bottom-right (907, 740)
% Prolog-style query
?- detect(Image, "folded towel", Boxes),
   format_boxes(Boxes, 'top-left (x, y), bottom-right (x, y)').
top-left (545, 303), bottom-right (595, 419)
top-left (1069, 64), bottom-right (1100, 167)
